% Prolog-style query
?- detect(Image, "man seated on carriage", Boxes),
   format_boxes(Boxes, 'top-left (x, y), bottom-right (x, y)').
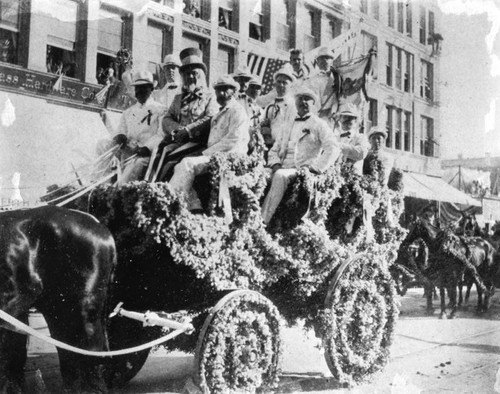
top-left (111, 70), bottom-right (165, 185)
top-left (362, 126), bottom-right (393, 186)
top-left (261, 87), bottom-right (338, 224)
top-left (154, 47), bottom-right (219, 181)
top-left (169, 75), bottom-right (249, 211)
top-left (257, 65), bottom-right (296, 152)
top-left (333, 102), bottom-right (368, 173)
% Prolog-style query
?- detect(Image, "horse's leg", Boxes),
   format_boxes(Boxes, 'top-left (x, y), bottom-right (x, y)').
top-left (476, 281), bottom-right (484, 313)
top-left (439, 286), bottom-right (447, 319)
top-left (425, 282), bottom-right (435, 315)
top-left (40, 295), bottom-right (108, 394)
top-left (458, 277), bottom-right (464, 307)
top-left (449, 285), bottom-right (458, 319)
top-left (465, 278), bottom-right (473, 306)
top-left (0, 313), bottom-right (29, 394)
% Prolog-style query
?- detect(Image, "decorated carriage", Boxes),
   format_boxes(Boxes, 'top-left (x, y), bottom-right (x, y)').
top-left (64, 150), bottom-right (407, 392)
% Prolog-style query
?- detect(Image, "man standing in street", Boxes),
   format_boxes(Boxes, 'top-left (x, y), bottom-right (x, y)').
top-left (261, 87), bottom-right (338, 224)
top-left (113, 70), bottom-right (165, 184)
top-left (169, 75), bottom-right (249, 211)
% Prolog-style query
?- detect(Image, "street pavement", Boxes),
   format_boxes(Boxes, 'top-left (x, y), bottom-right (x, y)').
top-left (24, 288), bottom-right (500, 393)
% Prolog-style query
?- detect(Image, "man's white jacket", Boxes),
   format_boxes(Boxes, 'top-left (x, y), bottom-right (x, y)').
top-left (268, 113), bottom-right (339, 172)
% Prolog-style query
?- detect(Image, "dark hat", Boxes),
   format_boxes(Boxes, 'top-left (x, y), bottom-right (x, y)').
top-left (179, 47), bottom-right (207, 74)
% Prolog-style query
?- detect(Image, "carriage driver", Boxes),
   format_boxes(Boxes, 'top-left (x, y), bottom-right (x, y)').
top-left (261, 87), bottom-right (339, 224)
top-left (112, 70), bottom-right (165, 185)
top-left (169, 75), bottom-right (249, 211)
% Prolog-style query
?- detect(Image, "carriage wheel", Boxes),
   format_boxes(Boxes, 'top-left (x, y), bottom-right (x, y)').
top-left (105, 318), bottom-right (151, 387)
top-left (194, 290), bottom-right (282, 394)
top-left (320, 254), bottom-right (397, 385)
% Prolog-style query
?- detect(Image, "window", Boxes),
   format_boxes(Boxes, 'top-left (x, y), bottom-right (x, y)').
top-left (394, 108), bottom-right (402, 150)
top-left (45, 0), bottom-right (78, 78)
top-left (388, 1), bottom-right (395, 28)
top-left (397, 0), bottom-right (404, 33)
top-left (248, 0), bottom-right (270, 42)
top-left (404, 111), bottom-right (412, 152)
top-left (386, 105), bottom-right (393, 148)
top-left (213, 45), bottom-right (234, 79)
top-left (406, 1), bottom-right (412, 37)
top-left (0, 0), bottom-right (20, 64)
top-left (183, 0), bottom-right (210, 21)
top-left (404, 52), bottom-right (413, 92)
top-left (419, 6), bottom-right (426, 44)
top-left (219, 0), bottom-right (234, 31)
top-left (327, 16), bottom-right (342, 39)
top-left (360, 0), bottom-right (368, 14)
top-left (145, 22), bottom-right (164, 84)
top-left (96, 8), bottom-right (124, 83)
top-left (420, 116), bottom-right (436, 157)
top-left (386, 43), bottom-right (392, 86)
top-left (372, 0), bottom-right (379, 20)
top-left (276, 0), bottom-right (290, 50)
top-left (420, 60), bottom-right (433, 100)
top-left (395, 47), bottom-right (402, 90)
top-left (368, 99), bottom-right (378, 127)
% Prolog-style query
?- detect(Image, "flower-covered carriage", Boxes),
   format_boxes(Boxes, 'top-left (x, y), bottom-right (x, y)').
top-left (79, 153), bottom-right (406, 392)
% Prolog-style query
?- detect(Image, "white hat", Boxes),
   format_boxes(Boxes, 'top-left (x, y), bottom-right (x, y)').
top-left (130, 70), bottom-right (157, 87)
top-left (273, 64), bottom-right (295, 82)
top-left (248, 75), bottom-right (262, 87)
top-left (367, 126), bottom-right (388, 140)
top-left (337, 103), bottom-right (360, 118)
top-left (162, 54), bottom-right (181, 67)
top-left (294, 87), bottom-right (317, 104)
top-left (315, 47), bottom-right (334, 60)
top-left (213, 75), bottom-right (239, 90)
top-left (233, 65), bottom-right (252, 80)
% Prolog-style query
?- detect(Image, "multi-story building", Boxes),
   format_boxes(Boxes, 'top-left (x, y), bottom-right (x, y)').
top-left (0, 0), bottom-right (448, 208)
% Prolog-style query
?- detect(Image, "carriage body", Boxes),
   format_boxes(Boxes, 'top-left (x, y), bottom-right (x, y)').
top-left (81, 153), bottom-right (406, 392)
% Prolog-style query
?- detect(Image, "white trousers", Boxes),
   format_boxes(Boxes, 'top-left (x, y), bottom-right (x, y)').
top-left (169, 156), bottom-right (210, 210)
top-left (119, 156), bottom-right (150, 185)
top-left (261, 168), bottom-right (297, 224)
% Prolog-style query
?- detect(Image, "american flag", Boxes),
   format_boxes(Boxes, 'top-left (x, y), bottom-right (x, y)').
top-left (247, 53), bottom-right (287, 95)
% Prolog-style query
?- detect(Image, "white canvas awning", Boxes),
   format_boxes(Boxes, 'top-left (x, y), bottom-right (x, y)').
top-left (403, 172), bottom-right (481, 207)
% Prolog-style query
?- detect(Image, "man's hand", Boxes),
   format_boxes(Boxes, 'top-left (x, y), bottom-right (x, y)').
top-left (135, 147), bottom-right (151, 157)
top-left (113, 134), bottom-right (127, 147)
top-left (271, 163), bottom-right (282, 174)
top-left (172, 127), bottom-right (189, 143)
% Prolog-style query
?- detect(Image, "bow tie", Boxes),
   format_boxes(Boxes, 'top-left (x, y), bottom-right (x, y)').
top-left (141, 110), bottom-right (153, 126)
top-left (247, 98), bottom-right (254, 104)
top-left (340, 131), bottom-right (351, 138)
top-left (274, 98), bottom-right (284, 103)
top-left (167, 85), bottom-right (177, 90)
top-left (239, 93), bottom-right (247, 99)
top-left (295, 115), bottom-right (310, 122)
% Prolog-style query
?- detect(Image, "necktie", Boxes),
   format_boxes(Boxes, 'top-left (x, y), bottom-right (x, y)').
top-left (274, 97), bottom-right (284, 103)
top-left (340, 131), bottom-right (351, 138)
top-left (141, 110), bottom-right (152, 126)
top-left (167, 85), bottom-right (177, 90)
top-left (295, 115), bottom-right (310, 122)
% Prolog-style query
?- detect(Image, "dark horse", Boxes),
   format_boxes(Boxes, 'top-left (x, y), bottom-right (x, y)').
top-left (401, 218), bottom-right (496, 318)
top-left (0, 206), bottom-right (116, 393)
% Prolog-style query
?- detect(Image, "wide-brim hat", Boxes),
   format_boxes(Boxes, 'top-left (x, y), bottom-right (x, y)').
top-left (337, 102), bottom-right (360, 118)
top-left (248, 75), bottom-right (262, 88)
top-left (162, 54), bottom-right (181, 67)
top-left (233, 65), bottom-right (252, 81)
top-left (315, 46), bottom-right (334, 60)
top-left (294, 87), bottom-right (317, 104)
top-left (368, 126), bottom-right (388, 140)
top-left (213, 75), bottom-right (239, 90)
top-left (273, 64), bottom-right (295, 82)
top-left (179, 47), bottom-right (207, 74)
top-left (130, 70), bottom-right (157, 87)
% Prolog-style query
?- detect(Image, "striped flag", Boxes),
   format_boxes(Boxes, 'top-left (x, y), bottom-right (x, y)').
top-left (247, 53), bottom-right (287, 95)
top-left (336, 51), bottom-right (374, 106)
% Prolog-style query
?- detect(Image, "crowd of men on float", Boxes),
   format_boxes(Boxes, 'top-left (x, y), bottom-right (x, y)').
top-left (99, 47), bottom-right (391, 224)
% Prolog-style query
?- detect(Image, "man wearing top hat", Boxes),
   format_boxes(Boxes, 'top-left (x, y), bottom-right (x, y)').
top-left (261, 87), bottom-right (338, 224)
top-left (333, 102), bottom-right (368, 174)
top-left (306, 47), bottom-right (341, 124)
top-left (153, 48), bottom-right (219, 181)
top-left (161, 47), bottom-right (219, 154)
top-left (257, 65), bottom-right (297, 151)
top-left (112, 70), bottom-right (165, 184)
top-left (152, 53), bottom-right (181, 109)
top-left (363, 126), bottom-right (393, 186)
top-left (169, 75), bottom-right (249, 211)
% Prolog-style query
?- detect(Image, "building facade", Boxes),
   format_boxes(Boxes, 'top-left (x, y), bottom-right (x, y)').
top-left (0, 0), bottom-right (442, 203)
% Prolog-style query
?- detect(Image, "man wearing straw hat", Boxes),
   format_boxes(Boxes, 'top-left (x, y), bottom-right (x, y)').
top-left (261, 87), bottom-right (338, 224)
top-left (113, 70), bottom-right (165, 184)
top-left (152, 53), bottom-right (181, 109)
top-left (169, 75), bottom-right (249, 211)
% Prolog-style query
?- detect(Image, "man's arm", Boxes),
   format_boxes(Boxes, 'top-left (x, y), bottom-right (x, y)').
top-left (185, 93), bottom-right (219, 142)
top-left (313, 119), bottom-right (340, 172)
top-left (203, 109), bottom-right (249, 155)
top-left (340, 133), bottom-right (368, 163)
top-left (162, 95), bottom-right (182, 133)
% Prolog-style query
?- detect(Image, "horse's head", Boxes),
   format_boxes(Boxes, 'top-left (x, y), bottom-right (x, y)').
top-left (403, 218), bottom-right (438, 246)
top-left (457, 212), bottom-right (480, 237)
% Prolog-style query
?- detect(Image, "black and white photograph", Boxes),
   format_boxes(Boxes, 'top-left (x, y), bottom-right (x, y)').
top-left (0, 0), bottom-right (499, 392)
